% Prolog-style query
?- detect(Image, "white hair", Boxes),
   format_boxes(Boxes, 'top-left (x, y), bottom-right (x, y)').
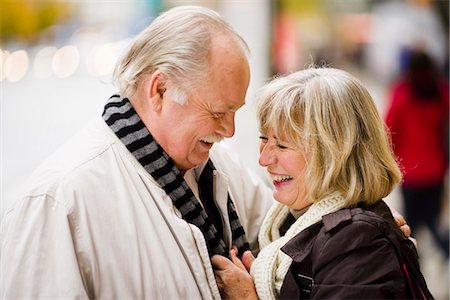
top-left (113, 5), bottom-right (249, 103)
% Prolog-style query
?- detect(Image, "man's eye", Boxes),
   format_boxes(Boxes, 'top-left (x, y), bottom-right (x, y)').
top-left (212, 112), bottom-right (225, 119)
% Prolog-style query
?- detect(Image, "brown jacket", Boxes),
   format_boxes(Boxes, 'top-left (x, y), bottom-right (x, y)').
top-left (279, 201), bottom-right (425, 299)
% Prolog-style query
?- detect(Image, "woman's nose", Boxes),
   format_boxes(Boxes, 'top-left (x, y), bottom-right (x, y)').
top-left (259, 145), bottom-right (276, 167)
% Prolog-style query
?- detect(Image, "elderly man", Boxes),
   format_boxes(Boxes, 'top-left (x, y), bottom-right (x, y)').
top-left (1, 6), bottom-right (272, 299)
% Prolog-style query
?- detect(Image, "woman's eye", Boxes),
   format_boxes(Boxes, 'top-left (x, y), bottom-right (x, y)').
top-left (277, 144), bottom-right (288, 149)
top-left (259, 136), bottom-right (268, 143)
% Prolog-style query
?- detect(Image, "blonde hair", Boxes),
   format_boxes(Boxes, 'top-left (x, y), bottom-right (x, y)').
top-left (257, 68), bottom-right (402, 205)
top-left (113, 5), bottom-right (249, 102)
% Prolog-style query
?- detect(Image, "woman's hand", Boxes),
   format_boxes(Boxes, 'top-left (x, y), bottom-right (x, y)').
top-left (211, 249), bottom-right (259, 300)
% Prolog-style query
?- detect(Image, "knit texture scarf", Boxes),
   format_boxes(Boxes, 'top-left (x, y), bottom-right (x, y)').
top-left (250, 193), bottom-right (348, 300)
top-left (102, 94), bottom-right (249, 257)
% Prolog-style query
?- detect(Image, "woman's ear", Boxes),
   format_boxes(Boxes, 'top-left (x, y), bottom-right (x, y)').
top-left (147, 70), bottom-right (166, 112)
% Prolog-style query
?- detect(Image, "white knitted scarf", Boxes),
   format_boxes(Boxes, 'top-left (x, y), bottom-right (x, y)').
top-left (250, 194), bottom-right (347, 300)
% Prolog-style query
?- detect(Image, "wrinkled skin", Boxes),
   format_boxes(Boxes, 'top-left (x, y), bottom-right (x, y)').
top-left (211, 248), bottom-right (257, 300)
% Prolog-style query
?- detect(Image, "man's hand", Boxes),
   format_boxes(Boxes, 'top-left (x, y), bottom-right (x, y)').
top-left (390, 207), bottom-right (417, 246)
top-left (391, 207), bottom-right (411, 237)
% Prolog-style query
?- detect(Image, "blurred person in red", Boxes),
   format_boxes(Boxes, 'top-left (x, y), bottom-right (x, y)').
top-left (385, 49), bottom-right (449, 259)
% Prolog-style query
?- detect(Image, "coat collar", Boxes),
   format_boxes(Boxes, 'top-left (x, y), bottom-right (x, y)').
top-left (280, 208), bottom-right (354, 263)
top-left (280, 221), bottom-right (322, 263)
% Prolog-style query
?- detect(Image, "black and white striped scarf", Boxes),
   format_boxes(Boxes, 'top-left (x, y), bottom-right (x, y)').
top-left (102, 94), bottom-right (250, 257)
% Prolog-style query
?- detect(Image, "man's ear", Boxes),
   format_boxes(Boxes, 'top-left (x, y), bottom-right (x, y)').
top-left (147, 70), bottom-right (167, 112)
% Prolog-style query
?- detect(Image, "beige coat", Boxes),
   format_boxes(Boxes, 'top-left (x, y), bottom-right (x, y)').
top-left (1, 117), bottom-right (272, 299)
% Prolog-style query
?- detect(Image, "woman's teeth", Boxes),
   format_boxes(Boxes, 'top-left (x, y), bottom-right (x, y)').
top-left (272, 175), bottom-right (293, 182)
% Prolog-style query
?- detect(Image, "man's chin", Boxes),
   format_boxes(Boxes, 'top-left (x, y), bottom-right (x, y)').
top-left (194, 152), bottom-right (212, 167)
top-left (177, 153), bottom-right (211, 171)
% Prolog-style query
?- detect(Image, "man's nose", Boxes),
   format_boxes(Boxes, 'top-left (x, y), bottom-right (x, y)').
top-left (217, 113), bottom-right (235, 138)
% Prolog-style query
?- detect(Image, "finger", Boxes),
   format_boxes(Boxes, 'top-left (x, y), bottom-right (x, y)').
top-left (232, 244), bottom-right (238, 254)
top-left (391, 207), bottom-right (406, 226)
top-left (242, 250), bottom-right (255, 272)
top-left (395, 215), bottom-right (406, 226)
top-left (409, 237), bottom-right (417, 247)
top-left (399, 223), bottom-right (411, 238)
top-left (211, 254), bottom-right (232, 270)
top-left (229, 249), bottom-right (247, 271)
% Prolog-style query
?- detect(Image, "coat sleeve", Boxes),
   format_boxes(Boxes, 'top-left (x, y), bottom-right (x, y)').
top-left (310, 220), bottom-right (406, 299)
top-left (1, 194), bottom-right (90, 299)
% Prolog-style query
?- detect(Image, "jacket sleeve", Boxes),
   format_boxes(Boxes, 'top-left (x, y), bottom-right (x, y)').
top-left (1, 194), bottom-right (90, 299)
top-left (310, 219), bottom-right (406, 299)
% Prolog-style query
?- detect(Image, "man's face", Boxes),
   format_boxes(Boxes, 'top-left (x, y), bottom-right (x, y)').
top-left (157, 39), bottom-right (250, 170)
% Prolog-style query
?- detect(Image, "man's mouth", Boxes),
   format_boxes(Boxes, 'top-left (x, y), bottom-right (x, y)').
top-left (199, 135), bottom-right (223, 149)
top-left (199, 140), bottom-right (214, 149)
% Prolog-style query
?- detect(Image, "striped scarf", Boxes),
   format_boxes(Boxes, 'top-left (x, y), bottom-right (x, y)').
top-left (102, 94), bottom-right (249, 257)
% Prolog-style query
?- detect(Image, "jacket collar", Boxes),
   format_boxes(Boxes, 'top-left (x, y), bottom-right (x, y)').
top-left (280, 221), bottom-right (322, 263)
top-left (280, 208), bottom-right (353, 262)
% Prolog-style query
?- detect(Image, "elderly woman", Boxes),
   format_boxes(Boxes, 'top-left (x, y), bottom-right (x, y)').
top-left (212, 68), bottom-right (432, 299)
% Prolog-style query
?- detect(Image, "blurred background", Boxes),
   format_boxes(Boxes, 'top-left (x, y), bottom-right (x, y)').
top-left (1, 0), bottom-right (448, 298)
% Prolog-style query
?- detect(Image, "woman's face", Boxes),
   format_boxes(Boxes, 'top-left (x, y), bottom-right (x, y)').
top-left (258, 129), bottom-right (309, 210)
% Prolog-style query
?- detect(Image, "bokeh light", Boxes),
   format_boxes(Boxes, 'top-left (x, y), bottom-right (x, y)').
top-left (86, 42), bottom-right (124, 77)
top-left (52, 45), bottom-right (80, 78)
top-left (4, 50), bottom-right (29, 82)
top-left (0, 50), bottom-right (10, 81)
top-left (33, 46), bottom-right (57, 79)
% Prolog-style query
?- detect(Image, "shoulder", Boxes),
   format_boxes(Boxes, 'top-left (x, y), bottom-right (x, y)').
top-left (310, 204), bottom-right (411, 277)
top-left (280, 205), bottom-right (408, 299)
top-left (318, 206), bottom-right (393, 248)
top-left (388, 79), bottom-right (411, 107)
top-left (283, 202), bottom-right (399, 262)
top-left (322, 201), bottom-right (394, 233)
top-left (15, 118), bottom-right (126, 208)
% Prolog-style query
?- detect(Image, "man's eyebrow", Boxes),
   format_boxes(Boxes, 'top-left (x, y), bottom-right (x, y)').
top-left (228, 101), bottom-right (246, 111)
